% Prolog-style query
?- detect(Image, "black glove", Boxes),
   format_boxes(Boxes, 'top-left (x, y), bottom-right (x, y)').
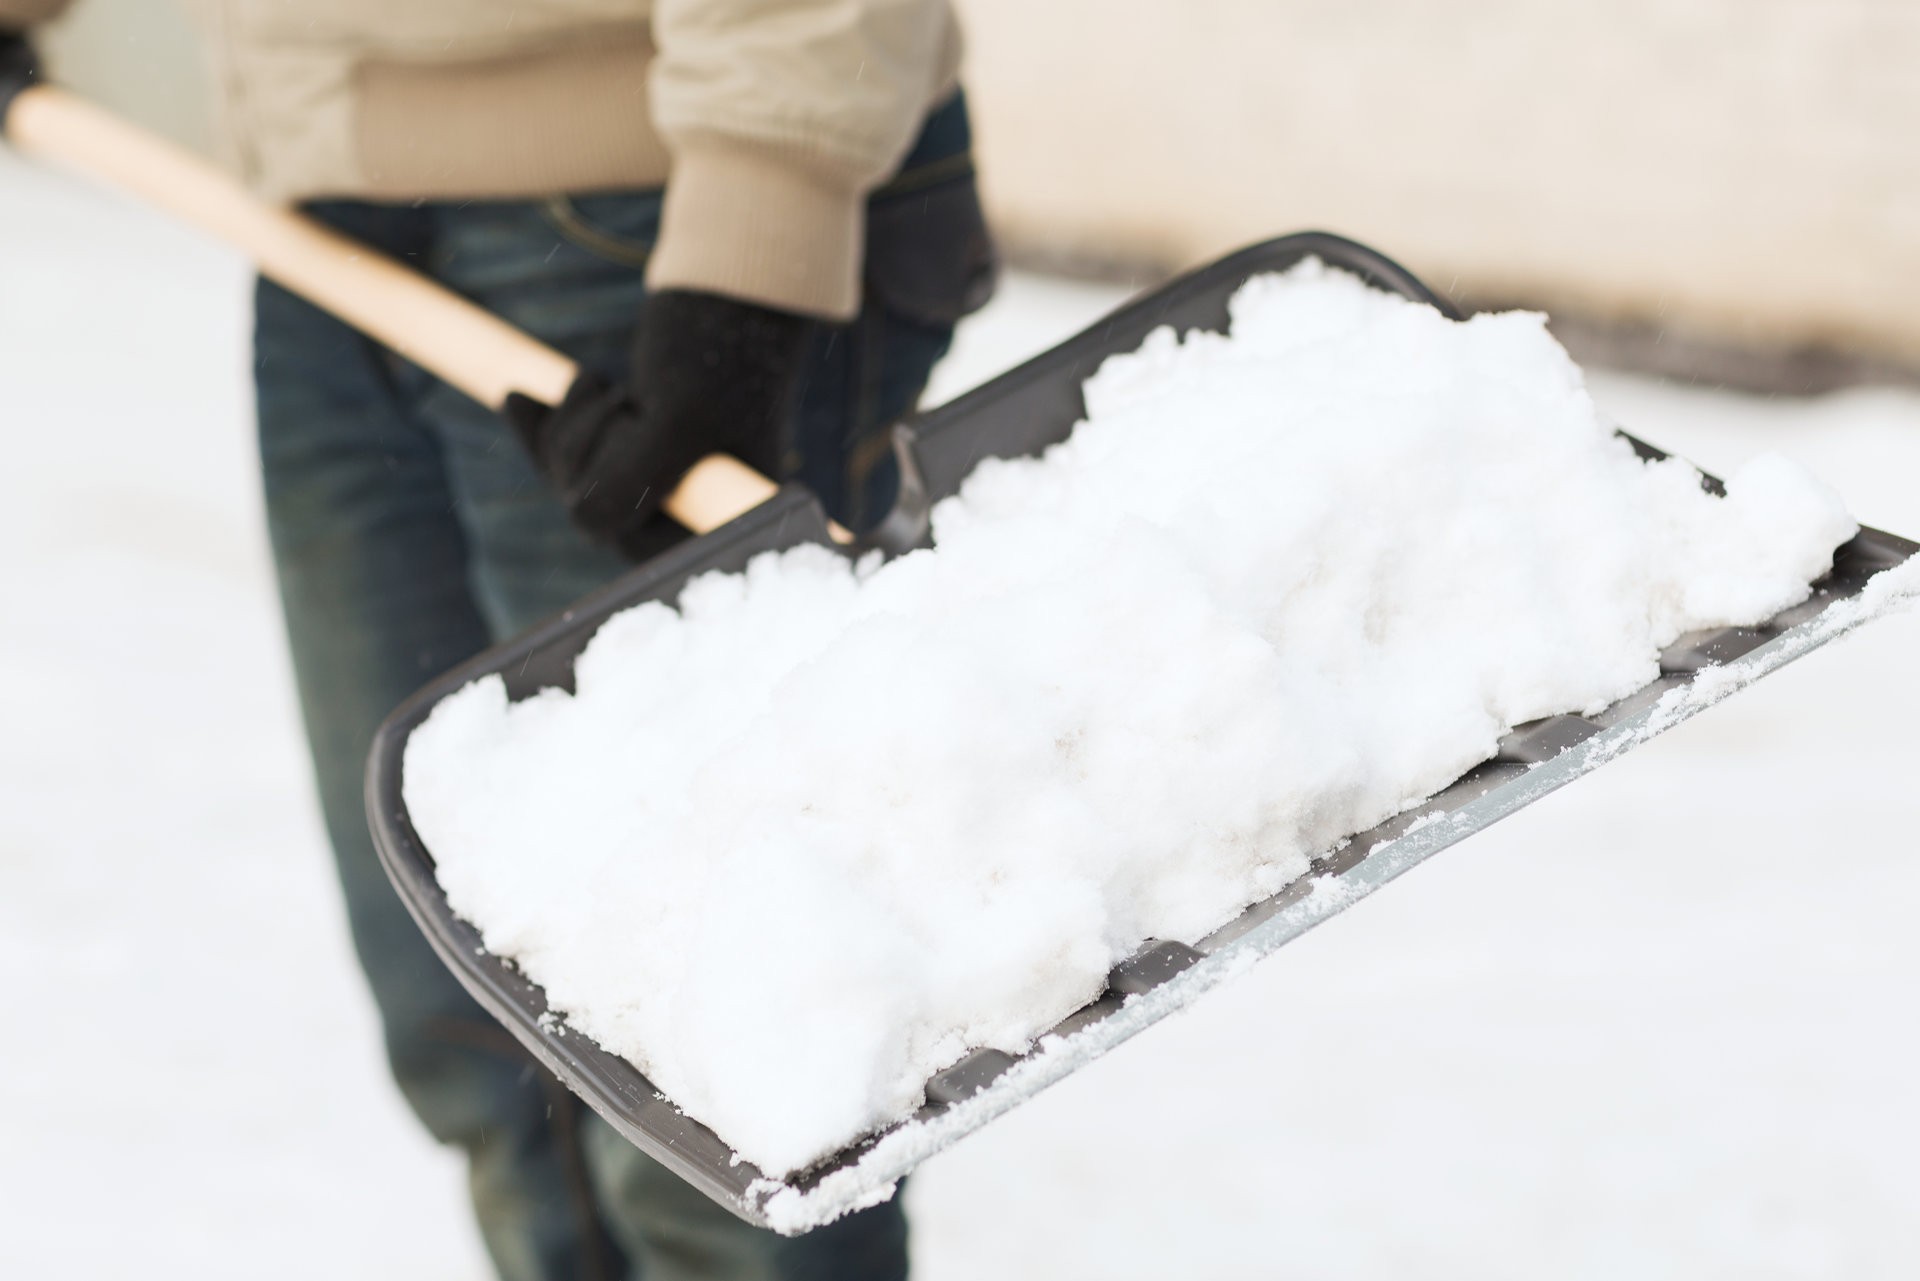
top-left (507, 289), bottom-right (812, 562)
top-left (0, 27), bottom-right (39, 130)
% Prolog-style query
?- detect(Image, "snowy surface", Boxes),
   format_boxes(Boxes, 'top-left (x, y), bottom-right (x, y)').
top-left (406, 263), bottom-right (1855, 1178)
top-left (2, 148), bottom-right (1916, 1277)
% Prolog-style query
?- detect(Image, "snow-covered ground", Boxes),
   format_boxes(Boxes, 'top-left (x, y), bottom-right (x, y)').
top-left (2, 151), bottom-right (1915, 1278)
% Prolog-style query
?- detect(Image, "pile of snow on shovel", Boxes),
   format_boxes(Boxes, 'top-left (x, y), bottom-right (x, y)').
top-left (404, 260), bottom-right (1855, 1177)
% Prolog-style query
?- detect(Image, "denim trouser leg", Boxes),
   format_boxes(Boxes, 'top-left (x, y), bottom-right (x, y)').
top-left (256, 201), bottom-right (633, 1281)
top-left (257, 157), bottom-right (956, 1277)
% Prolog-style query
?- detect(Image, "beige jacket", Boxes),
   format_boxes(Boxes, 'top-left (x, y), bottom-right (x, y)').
top-left (5, 0), bottom-right (962, 318)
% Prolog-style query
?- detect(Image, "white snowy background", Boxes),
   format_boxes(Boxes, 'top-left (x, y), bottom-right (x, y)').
top-left (1, 151), bottom-right (1915, 1277)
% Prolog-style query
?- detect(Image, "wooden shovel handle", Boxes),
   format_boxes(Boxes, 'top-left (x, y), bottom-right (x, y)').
top-left (5, 85), bottom-right (774, 537)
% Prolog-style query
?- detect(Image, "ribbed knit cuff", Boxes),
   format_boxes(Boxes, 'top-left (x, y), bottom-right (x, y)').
top-left (647, 137), bottom-right (865, 322)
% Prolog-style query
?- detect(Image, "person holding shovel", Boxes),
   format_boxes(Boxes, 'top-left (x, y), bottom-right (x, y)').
top-left (0, 4), bottom-right (993, 1278)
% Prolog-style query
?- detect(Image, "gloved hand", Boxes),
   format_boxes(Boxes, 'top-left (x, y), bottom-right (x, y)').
top-left (0, 27), bottom-right (40, 129)
top-left (507, 289), bottom-right (812, 561)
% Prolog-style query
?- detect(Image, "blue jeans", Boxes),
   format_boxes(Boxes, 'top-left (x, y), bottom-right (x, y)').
top-left (257, 100), bottom-right (980, 1281)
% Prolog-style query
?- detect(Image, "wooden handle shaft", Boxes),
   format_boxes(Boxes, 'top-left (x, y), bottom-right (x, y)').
top-left (667, 456), bottom-right (783, 536)
top-left (6, 85), bottom-right (817, 540)
top-left (7, 86), bottom-right (578, 409)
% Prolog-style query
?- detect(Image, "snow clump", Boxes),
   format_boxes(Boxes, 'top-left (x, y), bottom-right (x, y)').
top-left (403, 260), bottom-right (1857, 1177)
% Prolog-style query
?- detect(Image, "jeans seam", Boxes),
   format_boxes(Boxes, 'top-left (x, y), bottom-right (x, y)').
top-left (425, 1016), bottom-right (623, 1280)
top-left (541, 1075), bottom-right (624, 1281)
top-left (540, 195), bottom-right (657, 268)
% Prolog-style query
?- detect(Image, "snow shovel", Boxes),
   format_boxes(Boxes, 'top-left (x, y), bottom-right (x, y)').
top-left (16, 86), bottom-right (1919, 1235)
top-left (360, 241), bottom-right (1916, 1234)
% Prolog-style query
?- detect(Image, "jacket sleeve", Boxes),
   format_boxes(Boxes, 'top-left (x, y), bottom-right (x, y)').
top-left (644, 0), bottom-right (958, 321)
top-left (0, 0), bottom-right (73, 26)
